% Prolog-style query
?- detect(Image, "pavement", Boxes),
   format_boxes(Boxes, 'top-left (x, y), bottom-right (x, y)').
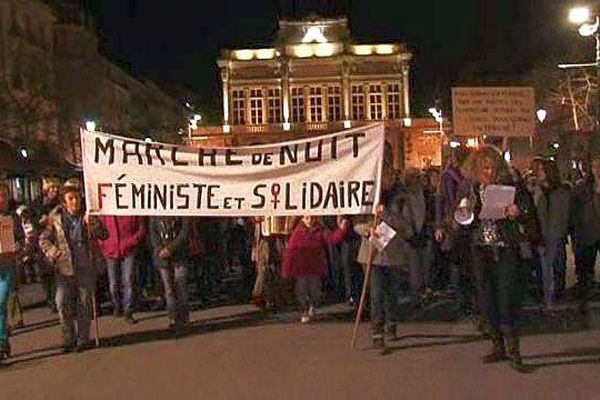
top-left (1, 297), bottom-right (600, 400)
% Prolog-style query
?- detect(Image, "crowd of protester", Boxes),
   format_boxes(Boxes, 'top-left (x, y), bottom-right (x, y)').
top-left (0, 144), bottom-right (599, 373)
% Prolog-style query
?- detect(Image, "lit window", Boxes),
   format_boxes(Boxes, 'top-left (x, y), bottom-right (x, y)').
top-left (351, 85), bottom-right (365, 120)
top-left (291, 87), bottom-right (305, 123)
top-left (327, 86), bottom-right (342, 122)
top-left (249, 89), bottom-right (263, 125)
top-left (232, 89), bottom-right (245, 125)
top-left (267, 88), bottom-right (281, 124)
top-left (308, 87), bottom-right (323, 122)
top-left (369, 84), bottom-right (383, 120)
top-left (387, 84), bottom-right (401, 120)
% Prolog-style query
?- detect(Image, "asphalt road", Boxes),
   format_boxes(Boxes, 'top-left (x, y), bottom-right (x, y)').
top-left (1, 301), bottom-right (599, 400)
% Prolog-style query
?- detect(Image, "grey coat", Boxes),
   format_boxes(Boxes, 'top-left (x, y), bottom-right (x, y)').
top-left (570, 178), bottom-right (600, 246)
top-left (354, 210), bottom-right (414, 267)
top-left (533, 185), bottom-right (570, 243)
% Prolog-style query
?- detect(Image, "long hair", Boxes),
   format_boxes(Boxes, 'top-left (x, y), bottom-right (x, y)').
top-left (540, 159), bottom-right (562, 191)
top-left (461, 145), bottom-right (512, 185)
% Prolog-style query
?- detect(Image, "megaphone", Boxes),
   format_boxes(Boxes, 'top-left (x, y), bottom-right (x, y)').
top-left (454, 197), bottom-right (475, 226)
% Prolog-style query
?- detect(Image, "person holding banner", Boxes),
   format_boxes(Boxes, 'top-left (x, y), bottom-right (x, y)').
top-left (354, 195), bottom-right (415, 354)
top-left (149, 216), bottom-right (190, 331)
top-left (282, 215), bottom-right (349, 323)
top-left (38, 184), bottom-right (107, 353)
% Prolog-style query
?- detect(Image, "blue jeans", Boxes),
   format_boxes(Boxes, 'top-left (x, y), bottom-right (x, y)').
top-left (0, 267), bottom-right (16, 342)
top-left (106, 254), bottom-right (135, 315)
top-left (158, 263), bottom-right (188, 324)
top-left (369, 265), bottom-right (402, 334)
top-left (538, 239), bottom-right (567, 307)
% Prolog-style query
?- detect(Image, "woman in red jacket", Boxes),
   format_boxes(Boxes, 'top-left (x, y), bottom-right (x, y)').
top-left (283, 215), bottom-right (348, 323)
top-left (98, 216), bottom-right (146, 323)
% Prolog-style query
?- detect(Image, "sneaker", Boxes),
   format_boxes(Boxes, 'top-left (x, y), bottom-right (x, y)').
top-left (124, 314), bottom-right (137, 325)
top-left (308, 306), bottom-right (315, 318)
top-left (346, 296), bottom-right (356, 307)
top-left (300, 313), bottom-right (311, 324)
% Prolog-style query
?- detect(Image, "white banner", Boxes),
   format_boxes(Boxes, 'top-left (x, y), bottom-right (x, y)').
top-left (81, 124), bottom-right (384, 216)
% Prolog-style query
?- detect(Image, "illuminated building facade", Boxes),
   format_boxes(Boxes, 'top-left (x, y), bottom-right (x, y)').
top-left (190, 15), bottom-right (421, 169)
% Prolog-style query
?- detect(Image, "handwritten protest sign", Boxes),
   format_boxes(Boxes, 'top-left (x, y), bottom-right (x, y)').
top-left (81, 124), bottom-right (384, 216)
top-left (451, 87), bottom-right (535, 137)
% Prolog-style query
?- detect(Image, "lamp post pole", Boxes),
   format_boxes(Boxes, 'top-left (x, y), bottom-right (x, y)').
top-left (595, 19), bottom-right (600, 145)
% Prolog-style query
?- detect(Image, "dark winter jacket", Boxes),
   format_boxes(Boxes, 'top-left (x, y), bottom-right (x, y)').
top-left (149, 217), bottom-right (189, 268)
top-left (570, 177), bottom-right (600, 246)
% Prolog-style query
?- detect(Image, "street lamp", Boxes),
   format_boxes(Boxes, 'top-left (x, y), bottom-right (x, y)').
top-left (536, 108), bottom-right (548, 123)
top-left (569, 6), bottom-right (600, 144)
top-left (428, 107), bottom-right (443, 132)
top-left (85, 120), bottom-right (96, 131)
top-left (188, 114), bottom-right (202, 142)
top-left (569, 7), bottom-right (591, 24)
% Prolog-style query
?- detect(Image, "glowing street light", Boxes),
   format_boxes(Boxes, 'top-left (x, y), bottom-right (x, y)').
top-left (569, 7), bottom-right (591, 24)
top-left (19, 148), bottom-right (28, 159)
top-left (536, 108), bottom-right (548, 123)
top-left (85, 120), bottom-right (96, 131)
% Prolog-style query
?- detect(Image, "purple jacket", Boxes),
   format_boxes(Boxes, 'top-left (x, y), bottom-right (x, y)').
top-left (98, 216), bottom-right (146, 260)
top-left (435, 165), bottom-right (468, 230)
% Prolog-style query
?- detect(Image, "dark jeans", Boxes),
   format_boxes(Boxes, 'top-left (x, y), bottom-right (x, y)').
top-left (295, 275), bottom-right (321, 312)
top-left (369, 265), bottom-right (402, 334)
top-left (473, 246), bottom-right (523, 336)
top-left (448, 230), bottom-right (476, 312)
top-left (339, 240), bottom-right (362, 300)
top-left (574, 240), bottom-right (599, 291)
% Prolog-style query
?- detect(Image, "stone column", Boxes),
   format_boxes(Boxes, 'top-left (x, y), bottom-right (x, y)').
top-left (281, 57), bottom-right (291, 129)
top-left (401, 63), bottom-right (410, 118)
top-left (342, 60), bottom-right (351, 122)
top-left (220, 64), bottom-right (230, 128)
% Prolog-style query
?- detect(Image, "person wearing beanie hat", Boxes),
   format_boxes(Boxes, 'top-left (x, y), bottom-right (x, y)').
top-left (38, 183), bottom-right (107, 352)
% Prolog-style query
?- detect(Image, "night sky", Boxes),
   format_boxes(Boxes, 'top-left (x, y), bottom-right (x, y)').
top-left (89, 0), bottom-right (591, 121)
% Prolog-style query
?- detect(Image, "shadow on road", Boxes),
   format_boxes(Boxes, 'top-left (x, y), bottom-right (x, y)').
top-left (524, 346), bottom-right (600, 370)
top-left (385, 334), bottom-right (482, 354)
top-left (10, 319), bottom-right (60, 337)
top-left (4, 344), bottom-right (65, 370)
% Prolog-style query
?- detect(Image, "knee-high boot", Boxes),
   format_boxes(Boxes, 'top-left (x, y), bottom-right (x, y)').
top-left (506, 335), bottom-right (531, 373)
top-left (481, 330), bottom-right (506, 363)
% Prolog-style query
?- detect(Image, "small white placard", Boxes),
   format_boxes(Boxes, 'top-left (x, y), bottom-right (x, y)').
top-left (369, 221), bottom-right (397, 251)
top-left (479, 185), bottom-right (516, 220)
